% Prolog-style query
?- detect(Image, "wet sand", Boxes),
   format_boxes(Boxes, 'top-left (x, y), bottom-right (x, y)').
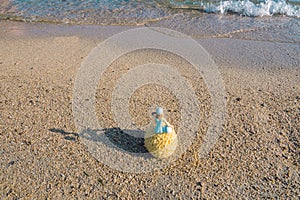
top-left (0, 20), bottom-right (299, 199)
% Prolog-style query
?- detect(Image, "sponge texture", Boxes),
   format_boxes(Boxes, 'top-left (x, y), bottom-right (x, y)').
top-left (144, 124), bottom-right (178, 158)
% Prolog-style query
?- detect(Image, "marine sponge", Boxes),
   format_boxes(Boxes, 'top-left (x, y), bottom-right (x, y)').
top-left (144, 124), bottom-right (178, 158)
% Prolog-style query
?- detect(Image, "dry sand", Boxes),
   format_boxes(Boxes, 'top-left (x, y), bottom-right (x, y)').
top-left (0, 20), bottom-right (299, 199)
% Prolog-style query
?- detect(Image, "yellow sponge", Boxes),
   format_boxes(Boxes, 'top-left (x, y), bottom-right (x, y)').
top-left (144, 124), bottom-right (178, 158)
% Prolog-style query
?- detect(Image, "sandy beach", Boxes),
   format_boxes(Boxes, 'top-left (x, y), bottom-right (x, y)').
top-left (0, 20), bottom-right (299, 199)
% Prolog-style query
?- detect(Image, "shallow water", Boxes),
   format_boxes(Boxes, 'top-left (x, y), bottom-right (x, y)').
top-left (0, 0), bottom-right (299, 44)
top-left (0, 0), bottom-right (299, 26)
top-left (147, 12), bottom-right (300, 43)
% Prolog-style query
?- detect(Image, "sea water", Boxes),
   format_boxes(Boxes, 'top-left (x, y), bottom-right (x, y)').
top-left (0, 0), bottom-right (299, 44)
top-left (0, 0), bottom-right (299, 25)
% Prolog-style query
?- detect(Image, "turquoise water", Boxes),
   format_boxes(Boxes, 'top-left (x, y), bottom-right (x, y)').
top-left (0, 0), bottom-right (299, 25)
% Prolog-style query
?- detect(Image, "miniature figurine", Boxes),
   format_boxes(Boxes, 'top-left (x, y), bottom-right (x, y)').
top-left (154, 107), bottom-right (174, 134)
top-left (144, 107), bottom-right (178, 158)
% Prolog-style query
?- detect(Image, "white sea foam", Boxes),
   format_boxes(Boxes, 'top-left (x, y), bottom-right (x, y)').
top-left (204, 0), bottom-right (300, 17)
top-left (170, 0), bottom-right (300, 17)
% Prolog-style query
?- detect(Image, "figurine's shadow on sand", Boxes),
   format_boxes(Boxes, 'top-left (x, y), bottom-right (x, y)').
top-left (49, 127), bottom-right (149, 154)
top-left (49, 128), bottom-right (78, 141)
top-left (103, 128), bottom-right (148, 153)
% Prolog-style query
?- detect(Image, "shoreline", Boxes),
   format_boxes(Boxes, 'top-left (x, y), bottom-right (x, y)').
top-left (0, 20), bottom-right (299, 199)
top-left (1, 19), bottom-right (299, 70)
top-left (0, 15), bottom-right (299, 39)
